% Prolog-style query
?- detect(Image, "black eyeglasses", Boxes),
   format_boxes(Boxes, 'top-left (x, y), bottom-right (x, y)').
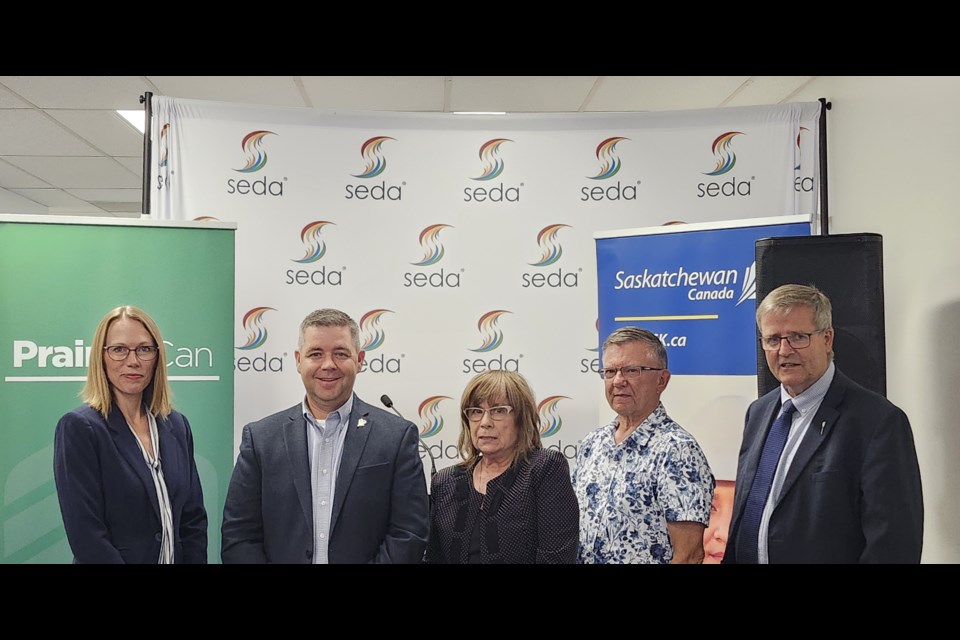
top-left (104, 345), bottom-right (159, 361)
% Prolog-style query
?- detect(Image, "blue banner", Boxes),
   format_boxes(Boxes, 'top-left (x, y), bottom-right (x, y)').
top-left (596, 217), bottom-right (810, 375)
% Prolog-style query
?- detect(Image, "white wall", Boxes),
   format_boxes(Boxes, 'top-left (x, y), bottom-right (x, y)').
top-left (791, 76), bottom-right (960, 563)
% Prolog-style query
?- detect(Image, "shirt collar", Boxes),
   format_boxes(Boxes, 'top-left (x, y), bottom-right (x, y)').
top-left (302, 393), bottom-right (355, 428)
top-left (606, 402), bottom-right (668, 446)
top-left (780, 361), bottom-right (835, 416)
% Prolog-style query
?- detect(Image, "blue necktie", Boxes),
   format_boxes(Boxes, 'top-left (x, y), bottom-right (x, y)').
top-left (738, 399), bottom-right (796, 564)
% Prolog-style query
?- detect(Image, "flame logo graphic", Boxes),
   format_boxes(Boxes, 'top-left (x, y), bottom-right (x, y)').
top-left (158, 123), bottom-right (169, 168)
top-left (411, 224), bottom-right (453, 267)
top-left (237, 306), bottom-right (276, 350)
top-left (795, 126), bottom-right (809, 171)
top-left (703, 131), bottom-right (744, 176)
top-left (470, 310), bottom-right (511, 353)
top-left (293, 220), bottom-right (335, 264)
top-left (471, 138), bottom-right (513, 181)
top-left (587, 318), bottom-right (599, 352)
top-left (359, 309), bottom-right (393, 351)
top-left (588, 136), bottom-right (629, 180)
top-left (419, 396), bottom-right (453, 438)
top-left (538, 395), bottom-right (570, 438)
top-left (352, 136), bottom-right (396, 179)
top-left (234, 130), bottom-right (276, 173)
top-left (529, 224), bottom-right (570, 267)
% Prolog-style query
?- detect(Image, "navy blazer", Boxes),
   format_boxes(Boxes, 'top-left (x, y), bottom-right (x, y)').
top-left (725, 369), bottom-right (923, 564)
top-left (220, 395), bottom-right (429, 564)
top-left (53, 404), bottom-right (208, 564)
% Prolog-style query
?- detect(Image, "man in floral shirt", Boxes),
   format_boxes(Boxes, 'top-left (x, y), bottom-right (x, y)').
top-left (574, 327), bottom-right (714, 564)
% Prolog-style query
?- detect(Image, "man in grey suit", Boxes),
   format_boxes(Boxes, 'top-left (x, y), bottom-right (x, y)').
top-left (221, 308), bottom-right (428, 563)
top-left (724, 284), bottom-right (923, 563)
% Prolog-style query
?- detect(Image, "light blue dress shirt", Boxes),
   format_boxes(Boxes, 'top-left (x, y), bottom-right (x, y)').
top-left (302, 394), bottom-right (353, 564)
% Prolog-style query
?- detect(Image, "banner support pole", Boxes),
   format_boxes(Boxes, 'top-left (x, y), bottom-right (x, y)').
top-left (818, 97), bottom-right (832, 235)
top-left (140, 91), bottom-right (153, 217)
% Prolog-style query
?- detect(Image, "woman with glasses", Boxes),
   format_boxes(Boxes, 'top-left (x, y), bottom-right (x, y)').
top-left (53, 306), bottom-right (207, 563)
top-left (424, 370), bottom-right (578, 563)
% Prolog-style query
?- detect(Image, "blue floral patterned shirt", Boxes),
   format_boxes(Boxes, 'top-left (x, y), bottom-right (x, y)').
top-left (573, 403), bottom-right (714, 564)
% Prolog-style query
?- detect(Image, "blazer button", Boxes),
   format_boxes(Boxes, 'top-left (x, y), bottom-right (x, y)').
top-left (306, 549), bottom-right (313, 559)
top-left (155, 532), bottom-right (162, 542)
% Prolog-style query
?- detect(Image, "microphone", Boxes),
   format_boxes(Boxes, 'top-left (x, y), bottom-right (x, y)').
top-left (381, 394), bottom-right (437, 480)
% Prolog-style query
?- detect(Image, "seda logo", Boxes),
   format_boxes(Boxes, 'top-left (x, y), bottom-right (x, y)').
top-left (463, 138), bottom-right (523, 203)
top-left (522, 224), bottom-right (580, 289)
top-left (234, 306), bottom-right (285, 372)
top-left (697, 131), bottom-right (753, 198)
top-left (580, 136), bottom-right (640, 202)
top-left (358, 309), bottom-right (403, 373)
top-left (226, 130), bottom-right (286, 196)
top-left (285, 220), bottom-right (344, 287)
top-left (345, 136), bottom-right (405, 201)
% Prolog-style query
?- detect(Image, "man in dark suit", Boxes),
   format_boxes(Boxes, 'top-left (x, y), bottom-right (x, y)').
top-left (221, 308), bottom-right (428, 563)
top-left (725, 284), bottom-right (923, 563)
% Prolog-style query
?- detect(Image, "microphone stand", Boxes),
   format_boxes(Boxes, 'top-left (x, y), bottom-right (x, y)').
top-left (380, 394), bottom-right (438, 482)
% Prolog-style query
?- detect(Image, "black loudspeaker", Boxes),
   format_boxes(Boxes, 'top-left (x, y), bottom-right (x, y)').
top-left (754, 233), bottom-right (885, 398)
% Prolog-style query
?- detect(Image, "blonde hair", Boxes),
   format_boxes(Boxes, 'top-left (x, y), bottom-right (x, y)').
top-left (458, 370), bottom-right (542, 469)
top-left (82, 306), bottom-right (172, 419)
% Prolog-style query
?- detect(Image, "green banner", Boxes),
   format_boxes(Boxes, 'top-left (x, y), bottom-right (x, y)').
top-left (0, 217), bottom-right (234, 564)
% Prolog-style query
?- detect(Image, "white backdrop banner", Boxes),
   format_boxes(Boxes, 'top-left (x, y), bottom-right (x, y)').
top-left (149, 97), bottom-right (821, 477)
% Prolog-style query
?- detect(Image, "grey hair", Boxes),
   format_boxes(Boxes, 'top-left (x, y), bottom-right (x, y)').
top-left (756, 284), bottom-right (833, 331)
top-left (601, 326), bottom-right (668, 369)
top-left (299, 308), bottom-right (360, 351)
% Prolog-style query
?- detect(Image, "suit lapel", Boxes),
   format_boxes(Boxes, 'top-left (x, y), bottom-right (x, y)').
top-left (281, 405), bottom-right (314, 537)
top-left (155, 415), bottom-right (178, 501)
top-left (731, 392), bottom-right (780, 528)
top-left (105, 405), bottom-right (161, 522)
top-left (331, 397), bottom-right (371, 534)
top-left (775, 373), bottom-right (846, 504)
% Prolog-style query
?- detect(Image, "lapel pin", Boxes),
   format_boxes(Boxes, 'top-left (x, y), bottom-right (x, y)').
top-left (357, 418), bottom-right (367, 428)
top-left (820, 421), bottom-right (826, 435)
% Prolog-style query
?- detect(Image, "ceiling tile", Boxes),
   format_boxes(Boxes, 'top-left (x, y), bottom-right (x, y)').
top-left (449, 76), bottom-right (598, 112)
top-left (91, 200), bottom-right (141, 213)
top-left (0, 76), bottom-right (151, 109)
top-left (722, 76), bottom-right (817, 106)
top-left (45, 110), bottom-right (144, 156)
top-left (301, 76), bottom-right (445, 111)
top-left (0, 187), bottom-right (48, 214)
top-left (0, 159), bottom-right (51, 188)
top-left (5, 157), bottom-right (140, 189)
top-left (65, 188), bottom-right (142, 202)
top-left (587, 76), bottom-right (751, 112)
top-left (9, 188), bottom-right (101, 209)
top-left (149, 76), bottom-right (306, 107)
top-left (0, 110), bottom-right (100, 155)
top-left (115, 156), bottom-right (144, 178)
top-left (0, 83), bottom-right (32, 108)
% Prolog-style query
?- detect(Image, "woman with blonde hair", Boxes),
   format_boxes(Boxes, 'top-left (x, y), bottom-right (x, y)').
top-left (53, 305), bottom-right (207, 563)
top-left (425, 370), bottom-right (578, 563)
